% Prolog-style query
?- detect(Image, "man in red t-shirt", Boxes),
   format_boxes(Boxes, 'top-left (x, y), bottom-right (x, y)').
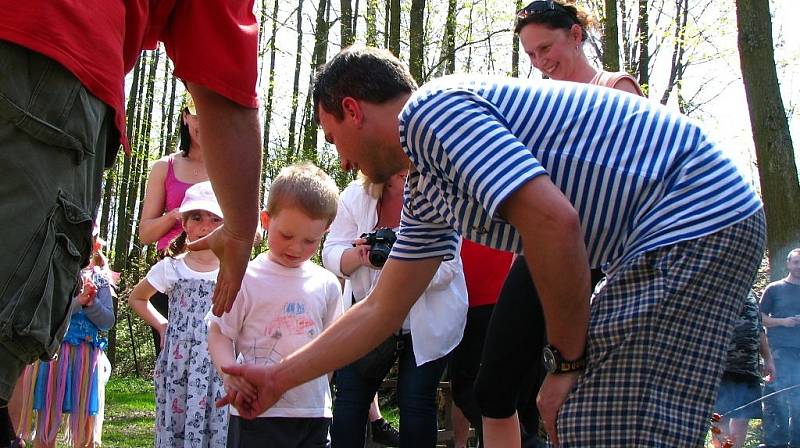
top-left (0, 1), bottom-right (262, 408)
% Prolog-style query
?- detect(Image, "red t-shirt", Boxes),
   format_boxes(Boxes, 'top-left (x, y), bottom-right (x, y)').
top-left (460, 239), bottom-right (514, 307)
top-left (0, 0), bottom-right (259, 152)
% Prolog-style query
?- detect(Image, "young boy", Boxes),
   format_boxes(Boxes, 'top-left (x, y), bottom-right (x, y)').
top-left (207, 163), bottom-right (343, 447)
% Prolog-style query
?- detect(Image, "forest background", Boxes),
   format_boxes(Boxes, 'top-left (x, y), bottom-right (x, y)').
top-left (100, 0), bottom-right (799, 377)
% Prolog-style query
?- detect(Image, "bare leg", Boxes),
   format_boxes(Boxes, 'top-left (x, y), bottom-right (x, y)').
top-left (452, 403), bottom-right (471, 448)
top-left (369, 394), bottom-right (382, 422)
top-left (483, 414), bottom-right (521, 448)
top-left (728, 418), bottom-right (750, 448)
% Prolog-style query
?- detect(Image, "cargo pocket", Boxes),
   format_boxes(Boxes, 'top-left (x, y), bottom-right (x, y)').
top-left (0, 190), bottom-right (92, 361)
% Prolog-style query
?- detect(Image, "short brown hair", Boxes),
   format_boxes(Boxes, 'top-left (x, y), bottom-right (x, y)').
top-left (265, 162), bottom-right (340, 225)
top-left (312, 46), bottom-right (418, 124)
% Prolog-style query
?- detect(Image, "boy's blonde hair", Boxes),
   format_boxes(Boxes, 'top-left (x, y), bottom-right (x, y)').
top-left (265, 162), bottom-right (340, 224)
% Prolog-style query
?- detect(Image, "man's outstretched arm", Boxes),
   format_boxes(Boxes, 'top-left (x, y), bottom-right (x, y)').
top-left (218, 256), bottom-right (442, 418)
top-left (185, 83), bottom-right (261, 316)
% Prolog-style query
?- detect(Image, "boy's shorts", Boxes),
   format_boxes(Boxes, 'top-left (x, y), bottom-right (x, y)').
top-left (227, 415), bottom-right (331, 448)
top-left (0, 40), bottom-right (115, 403)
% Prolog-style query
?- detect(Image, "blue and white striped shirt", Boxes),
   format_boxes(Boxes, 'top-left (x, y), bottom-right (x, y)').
top-left (391, 75), bottom-right (761, 274)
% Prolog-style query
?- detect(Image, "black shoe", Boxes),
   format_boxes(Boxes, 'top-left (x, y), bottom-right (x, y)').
top-left (371, 418), bottom-right (400, 446)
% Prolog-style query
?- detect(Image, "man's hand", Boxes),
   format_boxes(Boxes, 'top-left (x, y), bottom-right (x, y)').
top-left (763, 357), bottom-right (776, 382)
top-left (188, 225), bottom-right (253, 316)
top-left (537, 371), bottom-right (581, 447)
top-left (781, 317), bottom-right (800, 327)
top-left (215, 364), bottom-right (282, 419)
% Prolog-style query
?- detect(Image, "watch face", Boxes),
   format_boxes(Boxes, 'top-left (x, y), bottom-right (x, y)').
top-left (543, 347), bottom-right (557, 373)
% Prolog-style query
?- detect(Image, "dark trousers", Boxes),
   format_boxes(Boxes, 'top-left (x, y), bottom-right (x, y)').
top-left (331, 333), bottom-right (447, 448)
top-left (0, 40), bottom-right (115, 404)
top-left (227, 415), bottom-right (331, 448)
top-left (762, 347), bottom-right (800, 446)
top-left (448, 304), bottom-right (495, 445)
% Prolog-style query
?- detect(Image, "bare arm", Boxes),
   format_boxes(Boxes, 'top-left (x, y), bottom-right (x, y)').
top-left (499, 176), bottom-right (590, 446)
top-left (138, 160), bottom-right (181, 245)
top-left (762, 312), bottom-right (799, 328)
top-left (208, 322), bottom-right (238, 374)
top-left (127, 279), bottom-right (167, 342)
top-left (612, 77), bottom-right (643, 96)
top-left (500, 176), bottom-right (590, 359)
top-left (760, 332), bottom-right (775, 379)
top-left (185, 83), bottom-right (261, 316)
top-left (208, 322), bottom-right (256, 399)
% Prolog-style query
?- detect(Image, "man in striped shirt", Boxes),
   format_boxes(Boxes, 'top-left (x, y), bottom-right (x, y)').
top-left (219, 47), bottom-right (765, 447)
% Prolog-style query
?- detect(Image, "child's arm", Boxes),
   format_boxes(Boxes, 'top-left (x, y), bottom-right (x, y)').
top-left (127, 279), bottom-right (168, 348)
top-left (83, 278), bottom-right (116, 331)
top-left (208, 322), bottom-right (256, 400)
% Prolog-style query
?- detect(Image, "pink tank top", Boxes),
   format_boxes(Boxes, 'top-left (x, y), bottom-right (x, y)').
top-left (157, 157), bottom-right (194, 251)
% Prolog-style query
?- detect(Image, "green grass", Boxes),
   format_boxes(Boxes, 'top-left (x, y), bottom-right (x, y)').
top-left (36, 377), bottom-right (766, 447)
top-left (99, 377), bottom-right (156, 447)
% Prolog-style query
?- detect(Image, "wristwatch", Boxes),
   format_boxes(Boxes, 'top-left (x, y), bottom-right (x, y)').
top-left (543, 345), bottom-right (586, 374)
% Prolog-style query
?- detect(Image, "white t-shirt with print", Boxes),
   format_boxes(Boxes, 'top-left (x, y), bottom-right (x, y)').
top-left (207, 253), bottom-right (343, 418)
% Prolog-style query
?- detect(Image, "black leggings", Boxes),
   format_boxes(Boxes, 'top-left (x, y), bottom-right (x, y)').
top-left (474, 257), bottom-right (603, 436)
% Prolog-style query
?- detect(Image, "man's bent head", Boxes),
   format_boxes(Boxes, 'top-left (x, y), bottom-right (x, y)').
top-left (312, 46), bottom-right (418, 124)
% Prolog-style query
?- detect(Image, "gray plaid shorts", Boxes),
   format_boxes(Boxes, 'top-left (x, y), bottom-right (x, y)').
top-left (556, 210), bottom-right (766, 447)
top-left (0, 40), bottom-right (115, 403)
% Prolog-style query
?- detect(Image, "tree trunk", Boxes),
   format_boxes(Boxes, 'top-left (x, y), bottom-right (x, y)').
top-left (366, 0), bottom-right (378, 46)
top-left (262, 0), bottom-right (280, 201)
top-left (434, 0), bottom-right (457, 77)
top-left (341, 0), bottom-right (354, 46)
top-left (388, 0), bottom-right (400, 55)
top-left (408, 0), bottom-right (425, 82)
top-left (638, 0), bottom-right (650, 91)
top-left (511, 0), bottom-right (523, 77)
top-left (659, 0), bottom-right (687, 105)
top-left (736, 0), bottom-right (800, 279)
top-left (602, 0), bottom-right (620, 71)
top-left (302, 0), bottom-right (332, 159)
top-left (287, 0), bottom-right (305, 160)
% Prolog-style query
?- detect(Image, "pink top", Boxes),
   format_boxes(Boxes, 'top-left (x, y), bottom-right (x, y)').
top-left (157, 157), bottom-right (194, 251)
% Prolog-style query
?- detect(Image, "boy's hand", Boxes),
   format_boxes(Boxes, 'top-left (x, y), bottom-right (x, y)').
top-left (188, 225), bottom-right (253, 316)
top-left (223, 372), bottom-right (257, 403)
top-left (216, 364), bottom-right (283, 419)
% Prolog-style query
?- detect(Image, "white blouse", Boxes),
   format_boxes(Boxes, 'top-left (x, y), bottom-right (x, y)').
top-left (323, 180), bottom-right (468, 365)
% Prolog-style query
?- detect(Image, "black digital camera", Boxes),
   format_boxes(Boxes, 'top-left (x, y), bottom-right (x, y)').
top-left (360, 227), bottom-right (397, 268)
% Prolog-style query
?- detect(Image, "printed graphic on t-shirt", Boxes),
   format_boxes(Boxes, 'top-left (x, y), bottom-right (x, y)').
top-left (238, 300), bottom-right (316, 366)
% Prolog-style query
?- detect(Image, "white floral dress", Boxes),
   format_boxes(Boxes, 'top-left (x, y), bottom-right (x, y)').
top-left (147, 257), bottom-right (228, 447)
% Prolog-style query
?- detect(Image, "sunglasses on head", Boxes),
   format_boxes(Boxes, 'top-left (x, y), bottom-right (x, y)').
top-left (515, 0), bottom-right (575, 22)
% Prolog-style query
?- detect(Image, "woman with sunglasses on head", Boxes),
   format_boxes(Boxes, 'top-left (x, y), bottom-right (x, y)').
top-left (515, 0), bottom-right (643, 95)
top-left (472, 3), bottom-right (646, 447)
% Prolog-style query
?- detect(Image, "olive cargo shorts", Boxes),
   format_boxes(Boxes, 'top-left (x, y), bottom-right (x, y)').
top-left (0, 40), bottom-right (116, 403)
